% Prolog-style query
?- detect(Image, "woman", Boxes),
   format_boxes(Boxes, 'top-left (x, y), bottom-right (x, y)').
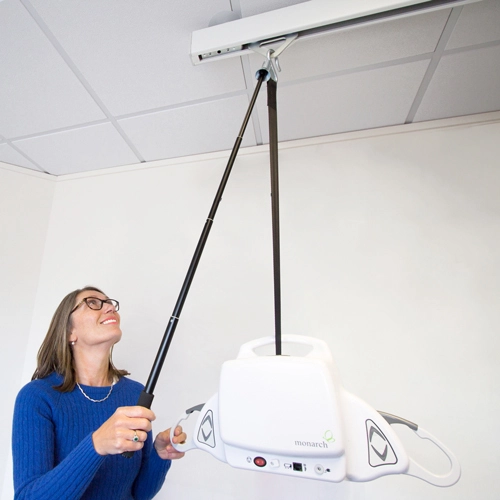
top-left (12, 286), bottom-right (186, 500)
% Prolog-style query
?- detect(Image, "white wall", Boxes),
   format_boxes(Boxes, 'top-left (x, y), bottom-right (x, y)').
top-left (2, 114), bottom-right (500, 499)
top-left (0, 165), bottom-right (55, 498)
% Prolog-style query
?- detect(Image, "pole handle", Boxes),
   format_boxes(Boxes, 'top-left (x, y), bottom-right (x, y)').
top-left (122, 391), bottom-right (155, 458)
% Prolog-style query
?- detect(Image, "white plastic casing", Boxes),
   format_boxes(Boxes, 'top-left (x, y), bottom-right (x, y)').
top-left (173, 335), bottom-right (460, 486)
top-left (219, 353), bottom-right (346, 481)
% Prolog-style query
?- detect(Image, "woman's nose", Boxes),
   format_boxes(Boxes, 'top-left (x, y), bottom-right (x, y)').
top-left (104, 301), bottom-right (117, 313)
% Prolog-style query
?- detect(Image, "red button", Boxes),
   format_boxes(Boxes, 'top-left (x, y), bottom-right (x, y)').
top-left (253, 457), bottom-right (267, 467)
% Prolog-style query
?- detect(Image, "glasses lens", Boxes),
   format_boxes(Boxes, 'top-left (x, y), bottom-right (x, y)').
top-left (85, 297), bottom-right (103, 310)
top-left (108, 299), bottom-right (119, 311)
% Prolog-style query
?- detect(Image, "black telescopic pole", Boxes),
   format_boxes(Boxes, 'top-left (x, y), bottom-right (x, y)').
top-left (122, 70), bottom-right (268, 458)
top-left (267, 78), bottom-right (282, 356)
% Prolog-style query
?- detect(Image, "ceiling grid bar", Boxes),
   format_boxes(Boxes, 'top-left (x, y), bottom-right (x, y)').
top-left (19, 0), bottom-right (146, 163)
top-left (443, 37), bottom-right (500, 56)
top-left (1, 139), bottom-right (47, 173)
top-left (115, 91), bottom-right (248, 121)
top-left (404, 6), bottom-right (464, 123)
top-left (9, 119), bottom-right (111, 143)
top-left (268, 53), bottom-right (435, 89)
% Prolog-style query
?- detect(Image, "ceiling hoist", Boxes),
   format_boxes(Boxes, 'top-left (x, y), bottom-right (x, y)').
top-left (125, 0), bottom-right (470, 488)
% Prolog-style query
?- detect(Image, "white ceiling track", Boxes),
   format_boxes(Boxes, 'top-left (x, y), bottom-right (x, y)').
top-left (190, 0), bottom-right (482, 64)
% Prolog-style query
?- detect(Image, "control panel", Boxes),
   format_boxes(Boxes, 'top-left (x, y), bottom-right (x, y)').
top-left (224, 445), bottom-right (347, 482)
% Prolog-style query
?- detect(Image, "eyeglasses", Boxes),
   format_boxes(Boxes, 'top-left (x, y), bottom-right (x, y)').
top-left (70, 297), bottom-right (120, 314)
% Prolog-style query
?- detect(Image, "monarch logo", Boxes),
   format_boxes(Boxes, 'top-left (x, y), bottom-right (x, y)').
top-left (197, 410), bottom-right (216, 448)
top-left (294, 440), bottom-right (329, 448)
top-left (323, 430), bottom-right (335, 443)
top-left (366, 419), bottom-right (397, 467)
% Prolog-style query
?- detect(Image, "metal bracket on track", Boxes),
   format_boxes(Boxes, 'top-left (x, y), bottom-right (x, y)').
top-left (249, 33), bottom-right (298, 82)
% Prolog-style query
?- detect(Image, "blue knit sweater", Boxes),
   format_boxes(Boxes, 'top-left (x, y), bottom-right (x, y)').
top-left (12, 373), bottom-right (171, 499)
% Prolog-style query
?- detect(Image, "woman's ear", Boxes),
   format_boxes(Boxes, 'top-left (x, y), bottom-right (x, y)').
top-left (68, 321), bottom-right (77, 344)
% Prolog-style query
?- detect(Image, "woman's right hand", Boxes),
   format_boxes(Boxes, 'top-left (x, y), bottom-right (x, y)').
top-left (92, 406), bottom-right (156, 456)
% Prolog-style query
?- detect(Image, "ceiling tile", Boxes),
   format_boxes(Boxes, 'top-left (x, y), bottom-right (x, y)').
top-left (239, 0), bottom-right (307, 18)
top-left (0, 0), bottom-right (105, 138)
top-left (255, 59), bottom-right (430, 141)
top-left (248, 9), bottom-right (448, 83)
top-left (1, 0), bottom-right (499, 176)
top-left (12, 123), bottom-right (139, 175)
top-left (28, 0), bottom-right (247, 116)
top-left (446, 0), bottom-right (500, 49)
top-left (118, 95), bottom-right (257, 161)
top-left (414, 44), bottom-right (500, 122)
top-left (0, 144), bottom-right (42, 172)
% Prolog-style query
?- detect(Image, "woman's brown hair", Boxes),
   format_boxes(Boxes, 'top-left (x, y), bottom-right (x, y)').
top-left (32, 286), bottom-right (129, 392)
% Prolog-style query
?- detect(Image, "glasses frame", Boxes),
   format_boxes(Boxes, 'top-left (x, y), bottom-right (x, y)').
top-left (70, 297), bottom-right (120, 315)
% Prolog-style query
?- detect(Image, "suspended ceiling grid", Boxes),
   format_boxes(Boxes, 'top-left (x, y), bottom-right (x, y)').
top-left (0, 0), bottom-right (499, 176)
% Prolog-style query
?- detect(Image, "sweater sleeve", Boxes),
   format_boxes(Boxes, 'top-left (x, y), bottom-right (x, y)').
top-left (132, 431), bottom-right (171, 500)
top-left (12, 384), bottom-right (106, 500)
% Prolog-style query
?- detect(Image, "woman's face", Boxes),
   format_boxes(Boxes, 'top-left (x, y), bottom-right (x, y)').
top-left (68, 290), bottom-right (122, 348)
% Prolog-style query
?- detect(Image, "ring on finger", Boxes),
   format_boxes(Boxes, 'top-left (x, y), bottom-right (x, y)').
top-left (133, 430), bottom-right (139, 442)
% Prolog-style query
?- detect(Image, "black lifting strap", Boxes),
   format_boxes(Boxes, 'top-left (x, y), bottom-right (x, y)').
top-left (267, 78), bottom-right (282, 356)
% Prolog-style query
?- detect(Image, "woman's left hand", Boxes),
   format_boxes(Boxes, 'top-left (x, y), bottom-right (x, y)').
top-left (154, 426), bottom-right (187, 460)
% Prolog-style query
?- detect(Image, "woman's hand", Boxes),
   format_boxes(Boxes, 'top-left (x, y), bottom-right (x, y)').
top-left (92, 406), bottom-right (156, 456)
top-left (154, 426), bottom-right (187, 460)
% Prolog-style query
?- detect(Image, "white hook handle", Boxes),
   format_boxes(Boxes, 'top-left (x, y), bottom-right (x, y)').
top-left (171, 404), bottom-right (204, 453)
top-left (406, 426), bottom-right (461, 487)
